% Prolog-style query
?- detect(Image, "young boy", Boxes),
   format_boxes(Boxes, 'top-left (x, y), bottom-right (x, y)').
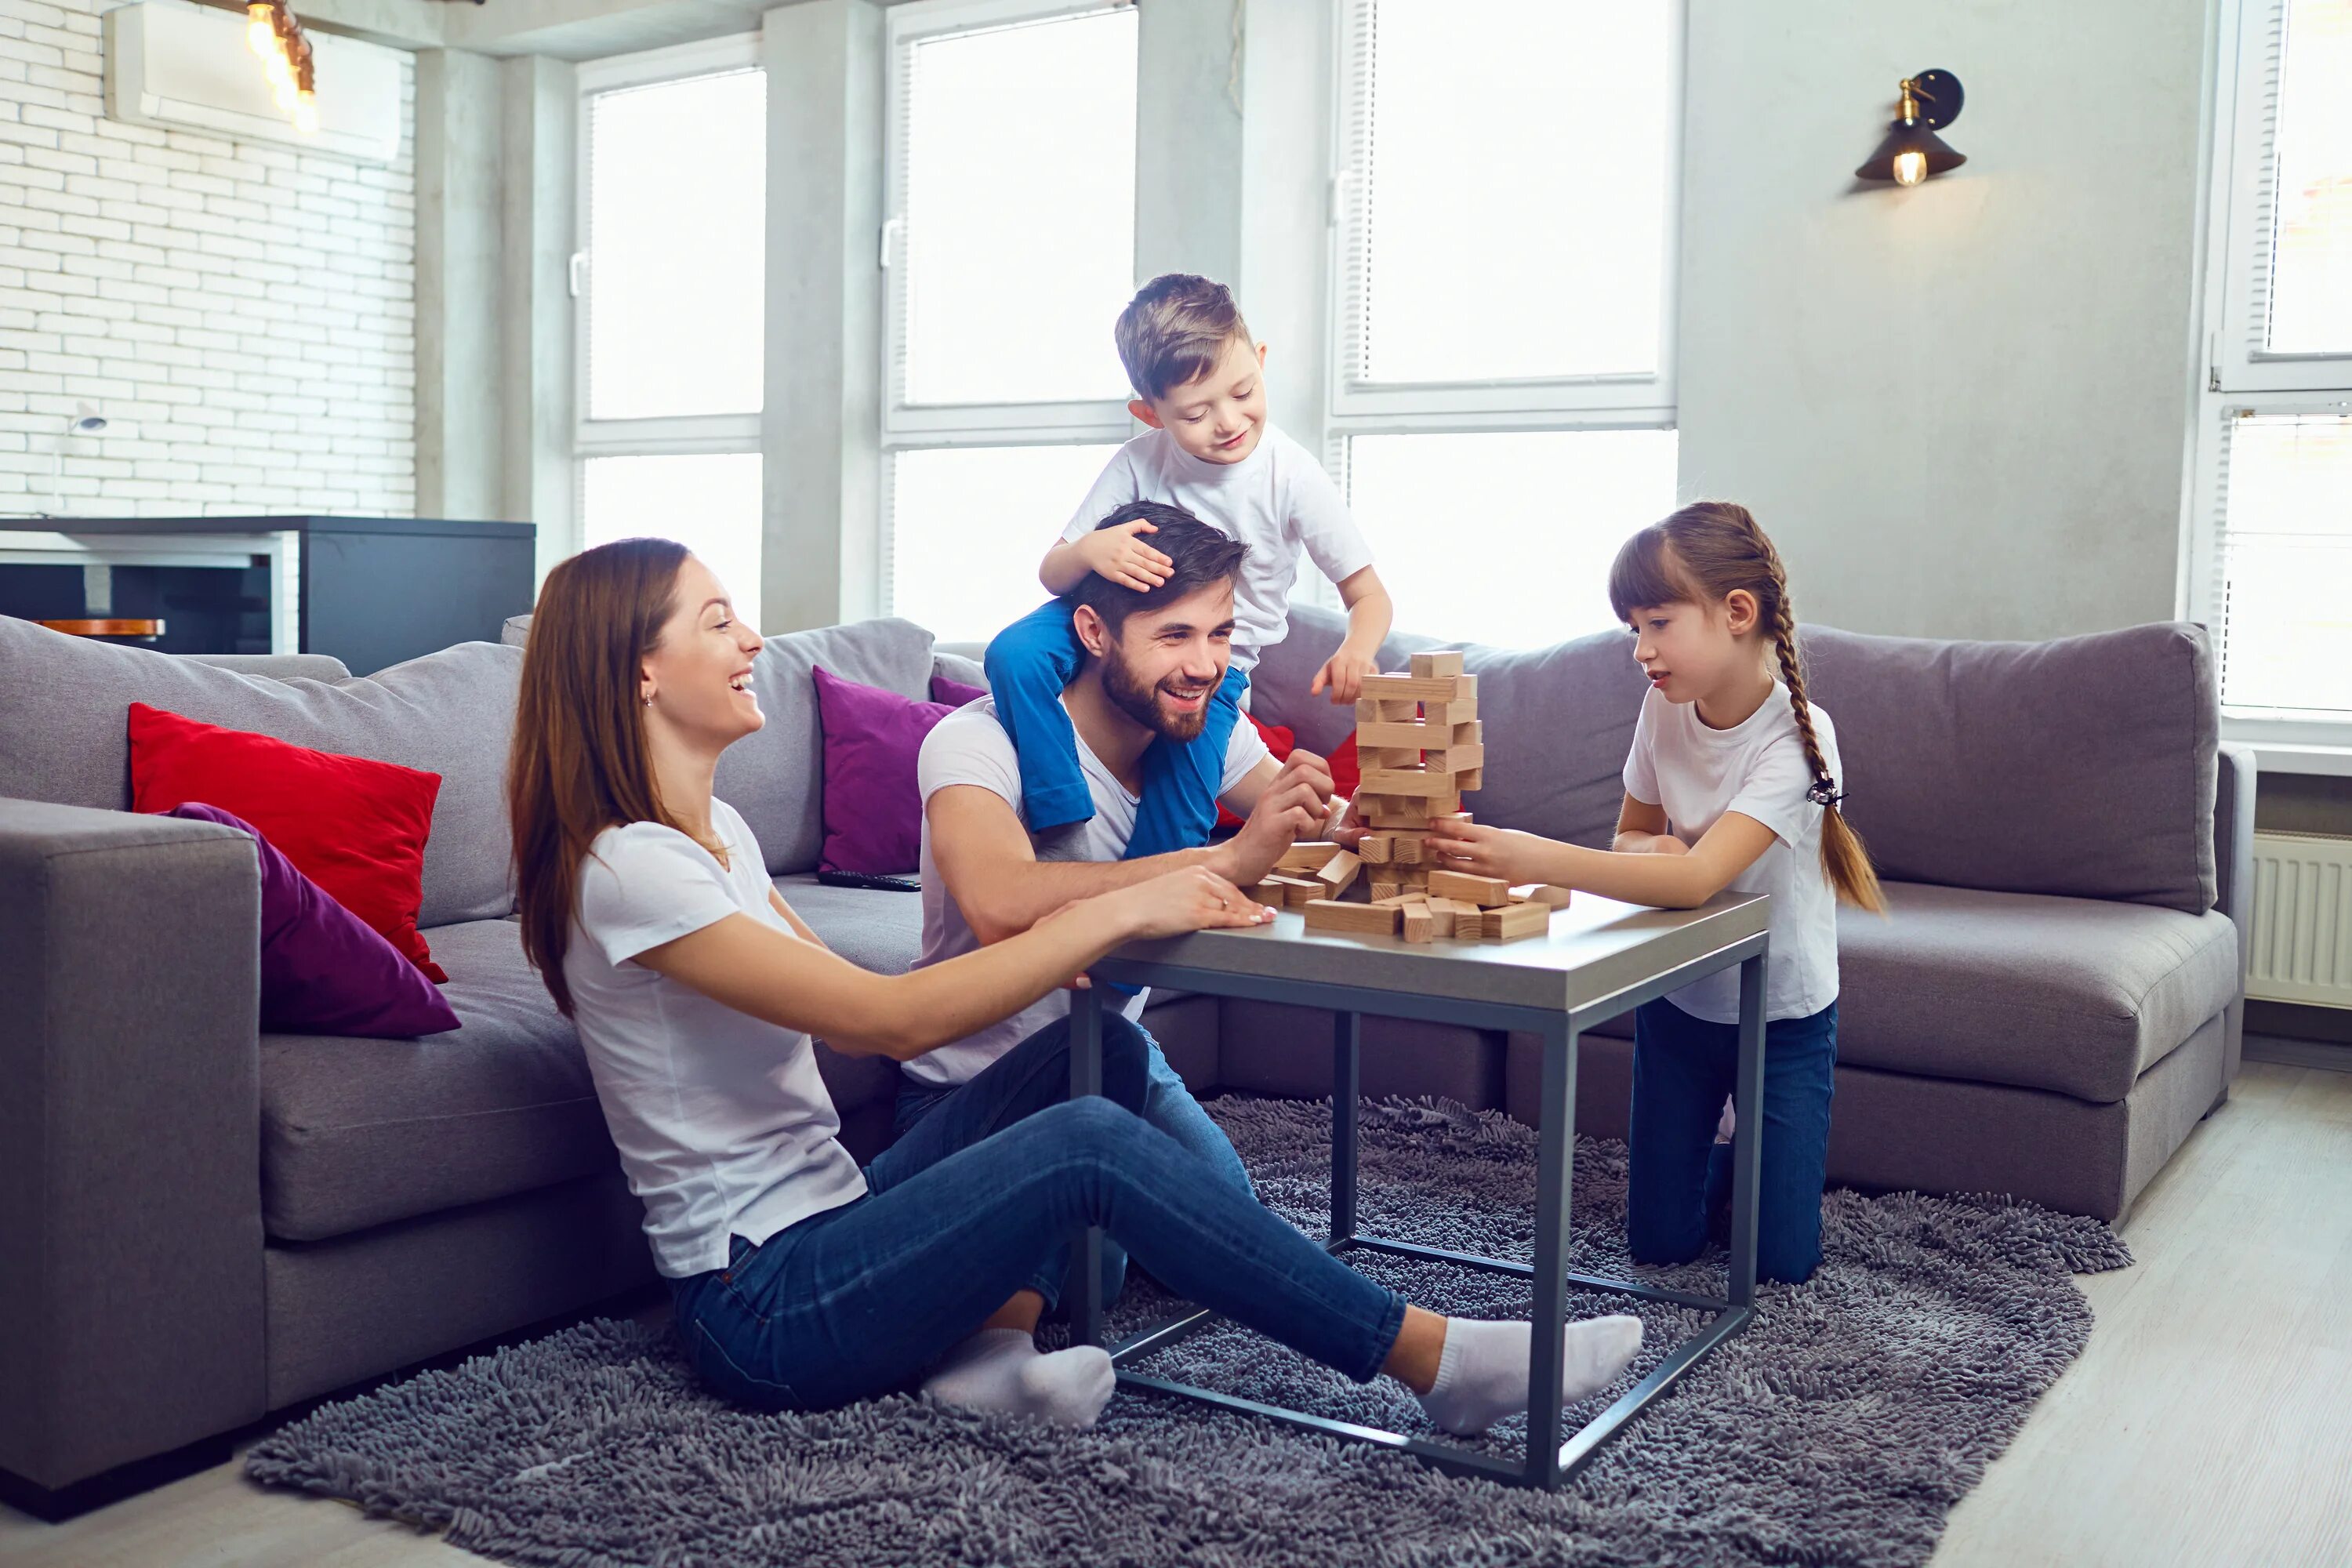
top-left (984, 273), bottom-right (1394, 861)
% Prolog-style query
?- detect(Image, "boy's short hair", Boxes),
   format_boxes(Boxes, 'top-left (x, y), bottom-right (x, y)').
top-left (1115, 274), bottom-right (1253, 404)
top-left (1065, 500), bottom-right (1247, 637)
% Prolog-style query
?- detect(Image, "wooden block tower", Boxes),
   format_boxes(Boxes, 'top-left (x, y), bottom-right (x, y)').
top-left (1287, 651), bottom-right (1564, 942)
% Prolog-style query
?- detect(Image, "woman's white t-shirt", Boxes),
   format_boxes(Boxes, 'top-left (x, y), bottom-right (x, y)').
top-left (564, 800), bottom-right (867, 1279)
top-left (1623, 683), bottom-right (1842, 1025)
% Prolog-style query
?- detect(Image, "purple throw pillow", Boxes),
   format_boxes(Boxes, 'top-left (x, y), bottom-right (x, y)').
top-left (813, 665), bottom-right (964, 875)
top-left (931, 672), bottom-right (987, 708)
top-left (169, 803), bottom-right (462, 1038)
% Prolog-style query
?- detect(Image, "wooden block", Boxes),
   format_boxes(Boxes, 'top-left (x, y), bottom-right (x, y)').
top-left (1356, 720), bottom-right (1433, 749)
top-left (1359, 767), bottom-right (1463, 799)
top-left (1371, 892), bottom-right (1419, 908)
top-left (1392, 865), bottom-right (1429, 884)
top-left (1378, 699), bottom-right (1421, 721)
top-left (1356, 697), bottom-right (1382, 722)
top-left (1430, 811), bottom-right (1474, 831)
top-left (1454, 767), bottom-right (1483, 793)
top-left (1429, 869), bottom-right (1512, 907)
top-left (1373, 747), bottom-right (1423, 768)
top-left (1261, 874), bottom-right (1321, 906)
top-left (1302, 898), bottom-right (1399, 936)
top-left (1276, 841), bottom-right (1341, 873)
top-left (1425, 743), bottom-right (1484, 774)
top-left (1481, 901), bottom-right (1552, 941)
top-left (1422, 900), bottom-right (1457, 937)
top-left (1409, 650), bottom-right (1465, 680)
top-left (1368, 880), bottom-right (1403, 902)
top-left (1361, 672), bottom-right (1477, 703)
top-left (1389, 833), bottom-right (1424, 865)
top-left (1366, 810), bottom-right (1433, 829)
top-left (1510, 883), bottom-right (1574, 908)
top-left (1314, 849), bottom-right (1363, 898)
top-left (1357, 833), bottom-right (1393, 865)
top-left (1248, 881), bottom-right (1283, 906)
top-left (1419, 699), bottom-right (1478, 728)
top-left (1401, 904), bottom-right (1435, 943)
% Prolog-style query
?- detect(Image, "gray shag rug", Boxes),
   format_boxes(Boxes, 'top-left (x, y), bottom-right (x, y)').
top-left (248, 1097), bottom-right (2130, 1568)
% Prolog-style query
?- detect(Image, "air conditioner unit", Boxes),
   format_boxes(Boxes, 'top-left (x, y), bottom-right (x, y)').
top-left (103, 1), bottom-right (404, 165)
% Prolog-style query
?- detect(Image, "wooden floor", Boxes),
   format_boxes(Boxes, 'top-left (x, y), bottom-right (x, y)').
top-left (5, 1060), bottom-right (2347, 1568)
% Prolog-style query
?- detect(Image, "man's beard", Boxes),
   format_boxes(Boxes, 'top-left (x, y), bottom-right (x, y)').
top-left (1102, 641), bottom-right (1213, 742)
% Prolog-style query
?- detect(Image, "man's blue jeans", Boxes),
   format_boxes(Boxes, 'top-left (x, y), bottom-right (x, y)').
top-left (1626, 997), bottom-right (1838, 1285)
top-left (892, 1028), bottom-right (1256, 1308)
top-left (984, 597), bottom-right (1250, 855)
top-left (666, 1014), bottom-right (1406, 1413)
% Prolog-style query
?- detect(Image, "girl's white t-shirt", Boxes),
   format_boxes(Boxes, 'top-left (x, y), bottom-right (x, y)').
top-left (564, 800), bottom-right (867, 1279)
top-left (1622, 683), bottom-right (1842, 1025)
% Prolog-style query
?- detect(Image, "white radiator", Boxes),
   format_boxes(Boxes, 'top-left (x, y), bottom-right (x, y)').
top-left (2248, 832), bottom-right (2352, 1009)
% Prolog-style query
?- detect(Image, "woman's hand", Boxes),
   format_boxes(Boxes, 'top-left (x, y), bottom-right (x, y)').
top-left (1087, 868), bottom-right (1275, 942)
top-left (1425, 819), bottom-right (1548, 885)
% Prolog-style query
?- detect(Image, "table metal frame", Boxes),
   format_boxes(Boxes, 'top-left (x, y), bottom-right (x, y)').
top-left (1069, 929), bottom-right (1769, 1490)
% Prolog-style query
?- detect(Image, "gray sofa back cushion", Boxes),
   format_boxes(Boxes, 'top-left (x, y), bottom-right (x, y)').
top-left (504, 612), bottom-right (939, 875)
top-left (1798, 622), bottom-right (2218, 915)
top-left (0, 617), bottom-right (522, 927)
top-left (1251, 605), bottom-right (1650, 850)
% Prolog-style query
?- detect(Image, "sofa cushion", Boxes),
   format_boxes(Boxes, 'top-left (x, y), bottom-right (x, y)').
top-left (1835, 881), bottom-right (2240, 1104)
top-left (1800, 623), bottom-right (2218, 915)
top-left (0, 617), bottom-right (521, 929)
top-left (1250, 604), bottom-right (1649, 849)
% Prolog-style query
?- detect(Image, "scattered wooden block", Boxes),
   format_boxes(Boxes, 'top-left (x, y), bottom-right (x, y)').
top-left (1368, 880), bottom-right (1403, 902)
top-left (1422, 899), bottom-right (1457, 937)
top-left (1276, 841), bottom-right (1341, 873)
top-left (1479, 901), bottom-right (1552, 940)
top-left (1361, 672), bottom-right (1478, 703)
top-left (1370, 892), bottom-right (1420, 908)
top-left (1409, 650), bottom-right (1465, 680)
top-left (1401, 904), bottom-right (1435, 943)
top-left (1314, 849), bottom-right (1363, 898)
top-left (1302, 898), bottom-right (1399, 936)
top-left (1261, 874), bottom-right (1321, 906)
top-left (1357, 833), bottom-right (1393, 865)
top-left (1509, 884), bottom-right (1574, 908)
top-left (1429, 869), bottom-right (1512, 907)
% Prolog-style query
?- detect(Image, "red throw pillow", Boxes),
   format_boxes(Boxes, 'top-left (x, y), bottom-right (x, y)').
top-left (129, 703), bottom-right (446, 982)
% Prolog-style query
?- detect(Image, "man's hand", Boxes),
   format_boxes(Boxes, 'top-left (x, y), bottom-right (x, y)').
top-left (1076, 519), bottom-right (1174, 593)
top-left (1327, 793), bottom-right (1369, 851)
top-left (1213, 748), bottom-right (1335, 886)
top-left (1425, 818), bottom-right (1547, 885)
top-left (1308, 644), bottom-right (1380, 704)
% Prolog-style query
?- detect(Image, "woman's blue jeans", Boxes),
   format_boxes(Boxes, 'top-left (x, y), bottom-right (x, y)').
top-left (668, 1012), bottom-right (1406, 1413)
top-left (1627, 997), bottom-right (1838, 1286)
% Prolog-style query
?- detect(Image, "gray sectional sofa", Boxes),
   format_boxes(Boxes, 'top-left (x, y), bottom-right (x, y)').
top-left (0, 604), bottom-right (2249, 1518)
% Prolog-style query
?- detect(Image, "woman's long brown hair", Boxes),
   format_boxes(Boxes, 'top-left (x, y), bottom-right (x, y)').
top-left (1608, 502), bottom-right (1886, 913)
top-left (508, 536), bottom-right (692, 1015)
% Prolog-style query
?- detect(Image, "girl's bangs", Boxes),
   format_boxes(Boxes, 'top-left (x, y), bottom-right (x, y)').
top-left (1607, 525), bottom-right (1689, 623)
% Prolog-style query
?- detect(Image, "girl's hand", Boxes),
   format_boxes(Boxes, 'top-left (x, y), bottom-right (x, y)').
top-left (1076, 520), bottom-right (1174, 593)
top-left (1309, 646), bottom-right (1379, 704)
top-left (1426, 820), bottom-right (1544, 884)
top-left (1613, 831), bottom-right (1691, 856)
top-left (1095, 869), bottom-right (1275, 942)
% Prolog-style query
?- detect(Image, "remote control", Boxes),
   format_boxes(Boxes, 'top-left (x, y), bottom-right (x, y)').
top-left (816, 869), bottom-right (921, 893)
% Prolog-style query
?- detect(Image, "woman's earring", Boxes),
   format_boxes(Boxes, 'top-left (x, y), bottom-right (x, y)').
top-left (642, 693), bottom-right (654, 707)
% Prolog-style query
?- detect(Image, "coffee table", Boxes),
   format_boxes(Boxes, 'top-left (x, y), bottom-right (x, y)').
top-left (1067, 889), bottom-right (1771, 1490)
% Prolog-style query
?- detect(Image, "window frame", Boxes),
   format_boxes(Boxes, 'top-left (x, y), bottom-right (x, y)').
top-left (876, 0), bottom-right (1142, 624)
top-left (572, 33), bottom-right (767, 461)
top-left (2187, 0), bottom-right (2352, 765)
top-left (1323, 0), bottom-right (1686, 430)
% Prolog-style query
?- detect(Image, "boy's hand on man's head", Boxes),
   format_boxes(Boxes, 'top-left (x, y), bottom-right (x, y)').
top-left (1079, 519), bottom-right (1175, 593)
top-left (1308, 645), bottom-right (1379, 704)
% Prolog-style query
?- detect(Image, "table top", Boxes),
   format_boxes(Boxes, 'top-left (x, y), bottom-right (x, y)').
top-left (1094, 891), bottom-right (1770, 1016)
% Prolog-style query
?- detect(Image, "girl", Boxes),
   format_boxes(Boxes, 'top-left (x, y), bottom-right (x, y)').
top-left (507, 536), bottom-right (1642, 1436)
top-left (1415, 502), bottom-right (1883, 1285)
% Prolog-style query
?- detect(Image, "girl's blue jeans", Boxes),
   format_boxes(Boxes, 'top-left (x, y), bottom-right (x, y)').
top-left (668, 1012), bottom-right (1406, 1413)
top-left (985, 597), bottom-right (1249, 856)
top-left (1627, 997), bottom-right (1838, 1286)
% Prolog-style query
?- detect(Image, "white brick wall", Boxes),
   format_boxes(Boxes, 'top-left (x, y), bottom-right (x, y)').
top-left (0, 0), bottom-right (415, 518)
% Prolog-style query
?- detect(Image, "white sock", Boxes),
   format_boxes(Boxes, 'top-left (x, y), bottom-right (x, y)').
top-left (1716, 1097), bottom-right (1736, 1144)
top-left (1414, 1315), bottom-right (1645, 1436)
top-left (921, 1328), bottom-right (1116, 1428)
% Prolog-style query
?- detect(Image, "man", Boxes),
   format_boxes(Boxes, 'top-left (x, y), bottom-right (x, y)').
top-left (902, 501), bottom-right (1334, 1291)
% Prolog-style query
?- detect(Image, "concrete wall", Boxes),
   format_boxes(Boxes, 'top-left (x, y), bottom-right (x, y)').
top-left (1672, 0), bottom-right (2212, 641)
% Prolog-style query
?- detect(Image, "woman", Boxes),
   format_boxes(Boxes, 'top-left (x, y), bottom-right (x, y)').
top-left (507, 537), bottom-right (1643, 1433)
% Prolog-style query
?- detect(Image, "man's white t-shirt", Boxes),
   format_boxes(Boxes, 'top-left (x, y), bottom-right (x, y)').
top-left (565, 800), bottom-right (868, 1279)
top-left (907, 694), bottom-right (1271, 1087)
top-left (1622, 684), bottom-right (1842, 1025)
top-left (1062, 423), bottom-right (1374, 672)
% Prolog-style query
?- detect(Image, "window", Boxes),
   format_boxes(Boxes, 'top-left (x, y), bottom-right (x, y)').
top-left (2192, 0), bottom-right (2352, 740)
top-left (880, 0), bottom-right (1139, 642)
top-left (574, 38), bottom-right (767, 614)
top-left (1328, 0), bottom-right (1683, 645)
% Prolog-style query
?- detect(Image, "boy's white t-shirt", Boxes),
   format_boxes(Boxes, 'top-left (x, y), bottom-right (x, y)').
top-left (1062, 423), bottom-right (1374, 671)
top-left (1622, 683), bottom-right (1842, 1025)
top-left (906, 693), bottom-right (1269, 1087)
top-left (564, 800), bottom-right (868, 1279)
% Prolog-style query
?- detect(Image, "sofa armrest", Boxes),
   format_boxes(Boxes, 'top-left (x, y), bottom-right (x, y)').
top-left (0, 800), bottom-right (267, 1493)
top-left (2212, 744), bottom-right (2257, 1090)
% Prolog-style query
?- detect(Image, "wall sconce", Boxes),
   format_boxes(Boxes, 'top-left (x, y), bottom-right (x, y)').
top-left (1857, 69), bottom-right (1965, 186)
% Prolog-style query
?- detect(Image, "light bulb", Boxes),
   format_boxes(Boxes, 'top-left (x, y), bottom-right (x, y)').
top-left (247, 17), bottom-right (273, 56)
top-left (294, 93), bottom-right (318, 133)
top-left (273, 77), bottom-right (298, 112)
top-left (1892, 149), bottom-right (1927, 186)
top-left (264, 48), bottom-right (292, 86)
